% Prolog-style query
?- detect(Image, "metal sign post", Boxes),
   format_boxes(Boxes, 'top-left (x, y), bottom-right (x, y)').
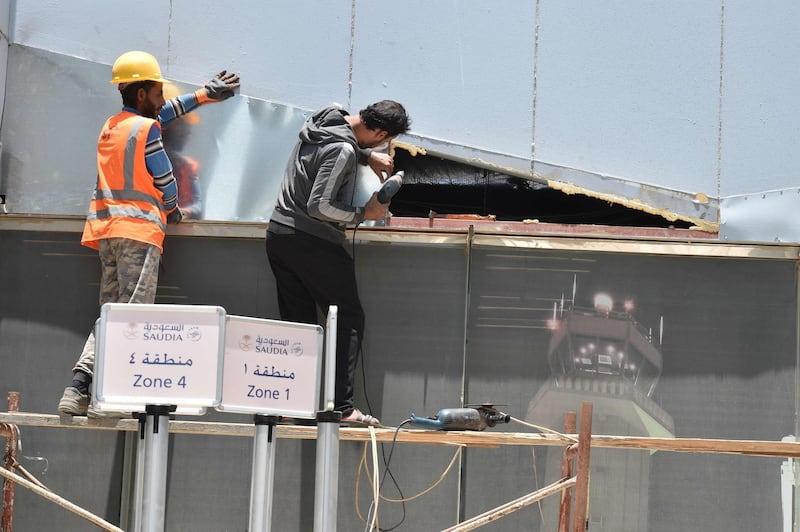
top-left (94, 303), bottom-right (226, 532)
top-left (249, 414), bottom-right (278, 531)
top-left (218, 315), bottom-right (323, 532)
top-left (314, 305), bottom-right (340, 532)
top-left (141, 405), bottom-right (174, 532)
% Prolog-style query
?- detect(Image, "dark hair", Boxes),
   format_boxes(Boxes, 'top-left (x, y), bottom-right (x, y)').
top-left (120, 81), bottom-right (156, 108)
top-left (359, 100), bottom-right (411, 137)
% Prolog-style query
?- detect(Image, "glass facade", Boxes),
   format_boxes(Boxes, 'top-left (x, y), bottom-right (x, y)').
top-left (462, 242), bottom-right (797, 531)
top-left (1, 224), bottom-right (797, 530)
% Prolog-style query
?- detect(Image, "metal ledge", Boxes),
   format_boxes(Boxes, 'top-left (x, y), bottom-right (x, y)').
top-left (1, 214), bottom-right (797, 260)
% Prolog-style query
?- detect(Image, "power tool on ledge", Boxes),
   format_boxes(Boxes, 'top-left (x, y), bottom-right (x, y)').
top-left (410, 403), bottom-right (511, 431)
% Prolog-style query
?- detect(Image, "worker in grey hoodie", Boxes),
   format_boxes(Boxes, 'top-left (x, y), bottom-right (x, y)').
top-left (266, 100), bottom-right (411, 426)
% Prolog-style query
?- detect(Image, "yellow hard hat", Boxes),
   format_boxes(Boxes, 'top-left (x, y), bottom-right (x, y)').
top-left (110, 51), bottom-right (168, 85)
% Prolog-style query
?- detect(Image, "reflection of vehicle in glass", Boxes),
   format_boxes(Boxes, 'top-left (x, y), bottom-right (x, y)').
top-left (527, 287), bottom-right (674, 531)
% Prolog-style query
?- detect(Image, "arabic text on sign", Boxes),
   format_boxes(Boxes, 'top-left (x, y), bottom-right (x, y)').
top-left (129, 352), bottom-right (194, 366)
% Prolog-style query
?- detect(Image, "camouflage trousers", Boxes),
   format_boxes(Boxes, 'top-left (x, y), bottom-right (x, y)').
top-left (73, 238), bottom-right (162, 376)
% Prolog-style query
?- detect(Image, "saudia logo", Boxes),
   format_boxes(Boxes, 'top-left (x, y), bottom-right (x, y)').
top-left (256, 344), bottom-right (289, 355)
top-left (239, 335), bottom-right (253, 351)
top-left (251, 336), bottom-right (304, 356)
top-left (254, 342), bottom-right (304, 356)
top-left (123, 322), bottom-right (138, 339)
top-left (143, 331), bottom-right (184, 341)
top-left (187, 326), bottom-right (202, 342)
top-left (123, 322), bottom-right (201, 342)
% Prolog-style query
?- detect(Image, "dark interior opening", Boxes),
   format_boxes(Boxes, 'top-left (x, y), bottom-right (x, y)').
top-left (392, 150), bottom-right (692, 229)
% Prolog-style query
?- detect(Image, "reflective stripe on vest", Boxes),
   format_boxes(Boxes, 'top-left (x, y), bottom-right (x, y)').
top-left (87, 116), bottom-right (166, 232)
top-left (82, 112), bottom-right (168, 250)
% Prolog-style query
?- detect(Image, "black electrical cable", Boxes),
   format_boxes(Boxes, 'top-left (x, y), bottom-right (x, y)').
top-left (352, 222), bottom-right (411, 530)
top-left (363, 419), bottom-right (412, 531)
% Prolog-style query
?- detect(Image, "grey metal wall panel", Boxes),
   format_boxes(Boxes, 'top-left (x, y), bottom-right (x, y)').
top-left (0, 0), bottom-right (9, 130)
top-left (0, 46), bottom-right (310, 222)
top-left (11, 0), bottom-right (170, 65)
top-left (351, 1), bottom-right (536, 158)
top-left (7, 1), bottom-right (800, 238)
top-left (719, 187), bottom-right (800, 243)
top-left (1, 46), bottom-right (116, 215)
top-left (165, 0), bottom-right (353, 109)
top-left (719, 1), bottom-right (800, 196)
top-left (10, 0), bottom-right (352, 110)
top-left (534, 1), bottom-right (721, 195)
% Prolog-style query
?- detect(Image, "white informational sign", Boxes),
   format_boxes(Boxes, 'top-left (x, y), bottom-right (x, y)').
top-left (94, 303), bottom-right (226, 414)
top-left (217, 315), bottom-right (323, 418)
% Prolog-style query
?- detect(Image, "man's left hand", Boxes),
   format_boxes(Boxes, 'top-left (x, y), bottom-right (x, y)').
top-left (368, 151), bottom-right (394, 180)
top-left (166, 207), bottom-right (184, 224)
top-left (205, 70), bottom-right (240, 101)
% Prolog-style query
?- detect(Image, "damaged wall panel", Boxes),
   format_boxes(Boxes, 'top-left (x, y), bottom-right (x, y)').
top-left (4, 1), bottom-right (800, 240)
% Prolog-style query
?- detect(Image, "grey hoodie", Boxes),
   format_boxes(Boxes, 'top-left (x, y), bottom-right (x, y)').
top-left (270, 105), bottom-right (367, 244)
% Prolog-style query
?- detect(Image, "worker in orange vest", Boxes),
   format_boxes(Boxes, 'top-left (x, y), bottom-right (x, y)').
top-left (58, 51), bottom-right (240, 417)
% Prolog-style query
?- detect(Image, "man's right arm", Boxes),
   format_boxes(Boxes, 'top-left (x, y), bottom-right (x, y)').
top-left (159, 70), bottom-right (240, 127)
top-left (306, 144), bottom-right (365, 224)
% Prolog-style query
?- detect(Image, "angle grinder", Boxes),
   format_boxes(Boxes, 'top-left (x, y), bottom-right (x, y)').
top-left (377, 171), bottom-right (403, 203)
top-left (410, 405), bottom-right (510, 431)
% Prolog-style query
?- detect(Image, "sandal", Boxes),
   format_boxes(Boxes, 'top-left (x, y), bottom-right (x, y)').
top-left (341, 409), bottom-right (381, 427)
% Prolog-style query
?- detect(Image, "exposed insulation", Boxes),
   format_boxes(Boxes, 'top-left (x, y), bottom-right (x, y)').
top-left (549, 180), bottom-right (719, 233)
top-left (391, 140), bottom-right (427, 158)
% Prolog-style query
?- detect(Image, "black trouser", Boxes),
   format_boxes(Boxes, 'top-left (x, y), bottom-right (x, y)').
top-left (265, 223), bottom-right (365, 415)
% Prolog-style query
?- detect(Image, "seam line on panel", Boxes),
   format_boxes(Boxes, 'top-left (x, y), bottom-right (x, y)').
top-left (347, 0), bottom-right (357, 110)
top-left (531, 0), bottom-right (541, 177)
top-left (716, 0), bottom-right (725, 210)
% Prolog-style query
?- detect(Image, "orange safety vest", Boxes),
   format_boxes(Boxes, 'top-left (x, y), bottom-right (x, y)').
top-left (82, 111), bottom-right (168, 251)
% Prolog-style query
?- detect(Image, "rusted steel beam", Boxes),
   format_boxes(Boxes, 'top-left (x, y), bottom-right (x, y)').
top-left (1, 392), bottom-right (20, 532)
top-left (558, 411), bottom-right (578, 532)
top-left (572, 402), bottom-right (593, 532)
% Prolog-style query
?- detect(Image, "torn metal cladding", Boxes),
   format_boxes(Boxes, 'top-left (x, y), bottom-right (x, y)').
top-left (548, 180), bottom-right (719, 234)
top-left (530, 161), bottom-right (719, 232)
top-left (404, 132), bottom-right (720, 232)
top-left (402, 132), bottom-right (540, 183)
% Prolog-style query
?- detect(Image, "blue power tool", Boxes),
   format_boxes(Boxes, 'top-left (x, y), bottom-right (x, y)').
top-left (410, 404), bottom-right (510, 431)
top-left (376, 171), bottom-right (403, 203)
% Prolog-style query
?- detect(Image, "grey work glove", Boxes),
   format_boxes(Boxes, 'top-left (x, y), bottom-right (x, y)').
top-left (204, 70), bottom-right (240, 101)
top-left (166, 207), bottom-right (184, 224)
